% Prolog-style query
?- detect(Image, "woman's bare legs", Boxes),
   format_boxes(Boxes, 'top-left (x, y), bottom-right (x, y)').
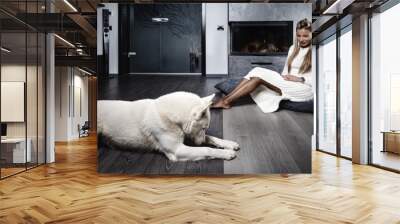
top-left (212, 77), bottom-right (282, 109)
top-left (228, 78), bottom-right (251, 93)
top-left (216, 78), bottom-right (252, 103)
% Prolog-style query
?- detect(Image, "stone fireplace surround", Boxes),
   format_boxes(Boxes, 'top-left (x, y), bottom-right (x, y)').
top-left (227, 3), bottom-right (311, 78)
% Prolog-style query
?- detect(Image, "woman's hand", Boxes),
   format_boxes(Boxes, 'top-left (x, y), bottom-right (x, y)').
top-left (282, 74), bottom-right (304, 82)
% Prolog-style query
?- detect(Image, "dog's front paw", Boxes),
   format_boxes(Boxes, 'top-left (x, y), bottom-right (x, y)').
top-left (222, 150), bottom-right (236, 160)
top-left (223, 140), bottom-right (240, 151)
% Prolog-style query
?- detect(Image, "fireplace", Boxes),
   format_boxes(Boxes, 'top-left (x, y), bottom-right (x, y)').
top-left (230, 21), bottom-right (293, 56)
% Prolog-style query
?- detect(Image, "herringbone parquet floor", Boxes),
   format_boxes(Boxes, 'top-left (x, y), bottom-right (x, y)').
top-left (1, 135), bottom-right (400, 223)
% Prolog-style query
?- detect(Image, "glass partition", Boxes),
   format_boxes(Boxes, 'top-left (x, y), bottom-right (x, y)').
top-left (316, 23), bottom-right (353, 159)
top-left (1, 31), bottom-right (28, 178)
top-left (370, 3), bottom-right (400, 171)
top-left (0, 1), bottom-right (46, 179)
top-left (317, 35), bottom-right (337, 154)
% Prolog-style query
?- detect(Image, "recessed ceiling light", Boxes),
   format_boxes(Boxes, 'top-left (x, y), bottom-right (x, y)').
top-left (63, 0), bottom-right (78, 12)
top-left (78, 67), bottom-right (92, 76)
top-left (1, 47), bottom-right (11, 53)
top-left (54, 34), bottom-right (75, 48)
top-left (323, 0), bottom-right (355, 15)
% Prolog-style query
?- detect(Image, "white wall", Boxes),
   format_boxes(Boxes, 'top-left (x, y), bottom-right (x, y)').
top-left (1, 65), bottom-right (26, 127)
top-left (55, 66), bottom-right (69, 141)
top-left (1, 82), bottom-right (24, 122)
top-left (55, 67), bottom-right (89, 141)
top-left (1, 63), bottom-right (46, 164)
top-left (317, 37), bottom-right (337, 154)
top-left (205, 3), bottom-right (228, 76)
top-left (1, 65), bottom-right (41, 137)
top-left (72, 73), bottom-right (89, 138)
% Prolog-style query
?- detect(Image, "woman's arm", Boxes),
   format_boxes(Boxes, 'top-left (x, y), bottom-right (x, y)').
top-left (282, 71), bottom-right (312, 87)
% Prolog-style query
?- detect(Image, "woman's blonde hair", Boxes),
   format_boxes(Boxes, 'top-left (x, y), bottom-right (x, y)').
top-left (287, 18), bottom-right (312, 74)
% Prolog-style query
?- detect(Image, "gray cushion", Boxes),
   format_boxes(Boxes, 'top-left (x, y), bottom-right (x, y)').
top-left (214, 78), bottom-right (242, 95)
top-left (279, 100), bottom-right (313, 113)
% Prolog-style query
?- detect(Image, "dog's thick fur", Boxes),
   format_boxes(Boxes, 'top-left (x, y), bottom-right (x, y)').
top-left (98, 92), bottom-right (239, 161)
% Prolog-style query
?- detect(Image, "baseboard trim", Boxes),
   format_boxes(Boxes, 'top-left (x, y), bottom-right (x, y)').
top-left (127, 72), bottom-right (202, 76)
top-left (206, 74), bottom-right (229, 77)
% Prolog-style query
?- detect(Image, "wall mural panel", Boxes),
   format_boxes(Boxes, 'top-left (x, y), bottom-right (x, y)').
top-left (97, 3), bottom-right (313, 175)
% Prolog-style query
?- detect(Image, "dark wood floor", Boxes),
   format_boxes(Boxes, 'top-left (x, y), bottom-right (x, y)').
top-left (98, 75), bottom-right (312, 174)
top-left (224, 104), bottom-right (312, 174)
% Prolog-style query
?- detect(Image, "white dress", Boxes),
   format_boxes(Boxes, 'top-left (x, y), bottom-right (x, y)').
top-left (243, 45), bottom-right (313, 113)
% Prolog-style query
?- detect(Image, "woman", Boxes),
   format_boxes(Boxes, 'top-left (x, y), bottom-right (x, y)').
top-left (212, 18), bottom-right (313, 113)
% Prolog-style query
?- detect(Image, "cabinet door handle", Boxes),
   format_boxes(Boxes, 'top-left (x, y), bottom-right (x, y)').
top-left (128, 52), bottom-right (136, 57)
top-left (251, 62), bottom-right (272, 65)
top-left (151, 17), bottom-right (169, 23)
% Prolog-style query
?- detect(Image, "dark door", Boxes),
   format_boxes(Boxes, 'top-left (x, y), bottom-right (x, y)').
top-left (122, 4), bottom-right (202, 74)
top-left (130, 4), bottom-right (161, 73)
top-left (158, 4), bottom-right (202, 73)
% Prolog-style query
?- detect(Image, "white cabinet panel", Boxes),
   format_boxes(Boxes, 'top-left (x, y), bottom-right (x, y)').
top-left (1, 82), bottom-right (25, 122)
top-left (205, 3), bottom-right (228, 76)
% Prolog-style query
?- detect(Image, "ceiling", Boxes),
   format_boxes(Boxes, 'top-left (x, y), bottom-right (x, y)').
top-left (0, 0), bottom-right (100, 72)
top-left (1, 0), bottom-right (386, 73)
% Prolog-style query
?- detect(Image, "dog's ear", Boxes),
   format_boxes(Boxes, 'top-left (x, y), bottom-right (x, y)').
top-left (190, 94), bottom-right (215, 121)
top-left (192, 105), bottom-right (208, 121)
top-left (202, 93), bottom-right (215, 108)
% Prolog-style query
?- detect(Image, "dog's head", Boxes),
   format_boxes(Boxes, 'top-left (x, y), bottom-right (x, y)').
top-left (184, 93), bottom-right (215, 145)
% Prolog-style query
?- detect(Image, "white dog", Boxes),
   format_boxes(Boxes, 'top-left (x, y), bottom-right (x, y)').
top-left (98, 92), bottom-right (240, 161)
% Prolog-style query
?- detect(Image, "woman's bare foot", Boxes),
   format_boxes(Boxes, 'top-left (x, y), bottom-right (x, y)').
top-left (211, 99), bottom-right (231, 109)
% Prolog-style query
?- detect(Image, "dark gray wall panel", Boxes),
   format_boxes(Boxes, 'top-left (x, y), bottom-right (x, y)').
top-left (229, 55), bottom-right (286, 78)
top-left (229, 3), bottom-right (311, 24)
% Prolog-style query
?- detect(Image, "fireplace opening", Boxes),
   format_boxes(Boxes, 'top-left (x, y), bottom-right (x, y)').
top-left (230, 21), bottom-right (293, 56)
